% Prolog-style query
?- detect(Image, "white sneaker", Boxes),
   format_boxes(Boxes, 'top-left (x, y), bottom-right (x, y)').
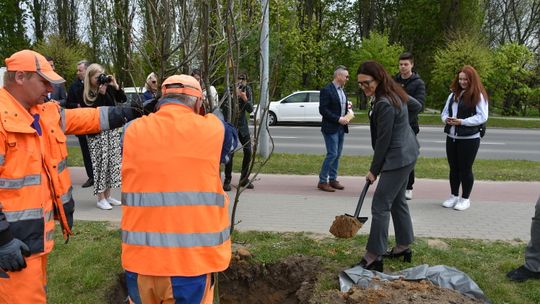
top-left (405, 190), bottom-right (413, 200)
top-left (107, 197), bottom-right (122, 206)
top-left (442, 195), bottom-right (459, 208)
top-left (97, 199), bottom-right (113, 210)
top-left (454, 198), bottom-right (471, 211)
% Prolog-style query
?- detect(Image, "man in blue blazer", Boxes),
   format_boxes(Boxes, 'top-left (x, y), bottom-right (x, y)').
top-left (318, 66), bottom-right (350, 192)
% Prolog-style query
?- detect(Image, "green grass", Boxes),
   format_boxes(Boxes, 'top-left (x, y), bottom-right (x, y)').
top-left (47, 222), bottom-right (540, 304)
top-left (67, 147), bottom-right (540, 181)
top-left (349, 112), bottom-right (540, 128)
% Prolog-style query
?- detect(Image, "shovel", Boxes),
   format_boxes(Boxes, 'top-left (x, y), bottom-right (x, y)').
top-left (329, 180), bottom-right (371, 238)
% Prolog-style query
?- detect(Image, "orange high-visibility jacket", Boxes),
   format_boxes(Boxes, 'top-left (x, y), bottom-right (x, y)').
top-left (121, 101), bottom-right (231, 277)
top-left (0, 88), bottom-right (111, 255)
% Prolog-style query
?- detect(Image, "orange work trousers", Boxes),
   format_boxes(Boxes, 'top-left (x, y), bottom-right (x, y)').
top-left (0, 254), bottom-right (47, 304)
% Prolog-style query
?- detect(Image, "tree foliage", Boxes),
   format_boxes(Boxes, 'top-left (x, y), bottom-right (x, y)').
top-left (33, 35), bottom-right (89, 81)
top-left (1, 0), bottom-right (539, 116)
top-left (0, 0), bottom-right (30, 61)
top-left (431, 33), bottom-right (493, 109)
top-left (354, 32), bottom-right (404, 76)
top-left (488, 43), bottom-right (538, 115)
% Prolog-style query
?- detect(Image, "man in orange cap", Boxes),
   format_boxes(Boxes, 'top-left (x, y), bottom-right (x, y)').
top-left (0, 49), bottom-right (142, 303)
top-left (120, 74), bottom-right (237, 304)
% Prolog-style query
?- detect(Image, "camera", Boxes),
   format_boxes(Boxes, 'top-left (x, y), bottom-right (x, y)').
top-left (238, 84), bottom-right (246, 92)
top-left (97, 74), bottom-right (113, 85)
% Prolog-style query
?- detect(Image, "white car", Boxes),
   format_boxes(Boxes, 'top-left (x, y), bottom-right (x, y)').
top-left (123, 87), bottom-right (146, 104)
top-left (253, 90), bottom-right (321, 125)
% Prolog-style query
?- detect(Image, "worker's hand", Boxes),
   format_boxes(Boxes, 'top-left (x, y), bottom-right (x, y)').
top-left (366, 171), bottom-right (377, 183)
top-left (0, 239), bottom-right (31, 272)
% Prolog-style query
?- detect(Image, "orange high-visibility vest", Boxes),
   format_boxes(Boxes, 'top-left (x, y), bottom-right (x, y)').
top-left (0, 88), bottom-right (104, 255)
top-left (121, 100), bottom-right (231, 277)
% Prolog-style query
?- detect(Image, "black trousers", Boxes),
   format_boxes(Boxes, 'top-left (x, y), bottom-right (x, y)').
top-left (77, 135), bottom-right (93, 179)
top-left (445, 136), bottom-right (480, 199)
top-left (224, 132), bottom-right (252, 184)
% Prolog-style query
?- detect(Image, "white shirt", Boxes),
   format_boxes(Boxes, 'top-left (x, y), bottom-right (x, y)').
top-left (441, 93), bottom-right (488, 139)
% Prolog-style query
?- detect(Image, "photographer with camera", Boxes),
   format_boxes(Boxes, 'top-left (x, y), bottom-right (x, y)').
top-left (82, 63), bottom-right (127, 210)
top-left (222, 72), bottom-right (254, 190)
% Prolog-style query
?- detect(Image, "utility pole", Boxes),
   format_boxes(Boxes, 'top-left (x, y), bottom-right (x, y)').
top-left (258, 0), bottom-right (270, 157)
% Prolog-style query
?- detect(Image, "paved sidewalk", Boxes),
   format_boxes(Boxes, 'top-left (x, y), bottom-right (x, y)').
top-left (69, 167), bottom-right (539, 241)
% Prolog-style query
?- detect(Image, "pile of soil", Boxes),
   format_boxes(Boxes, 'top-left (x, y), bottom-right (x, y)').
top-left (319, 279), bottom-right (483, 304)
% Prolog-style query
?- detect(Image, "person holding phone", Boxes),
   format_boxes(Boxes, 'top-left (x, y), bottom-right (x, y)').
top-left (440, 65), bottom-right (488, 211)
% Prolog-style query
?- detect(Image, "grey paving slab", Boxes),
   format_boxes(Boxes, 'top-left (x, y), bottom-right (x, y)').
top-left (68, 167), bottom-right (540, 241)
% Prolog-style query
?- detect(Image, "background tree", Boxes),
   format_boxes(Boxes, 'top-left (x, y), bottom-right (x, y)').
top-left (55, 0), bottom-right (78, 45)
top-left (487, 43), bottom-right (537, 115)
top-left (29, 0), bottom-right (49, 42)
top-left (0, 0), bottom-right (30, 61)
top-left (33, 35), bottom-right (88, 81)
top-left (431, 33), bottom-right (493, 109)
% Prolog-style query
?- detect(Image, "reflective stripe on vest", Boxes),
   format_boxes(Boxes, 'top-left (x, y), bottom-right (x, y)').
top-left (99, 107), bottom-right (110, 130)
top-left (122, 192), bottom-right (225, 207)
top-left (57, 158), bottom-right (67, 174)
top-left (59, 107), bottom-right (67, 132)
top-left (122, 227), bottom-right (230, 248)
top-left (0, 174), bottom-right (41, 189)
top-left (61, 186), bottom-right (73, 204)
top-left (45, 210), bottom-right (54, 223)
top-left (0, 154), bottom-right (4, 165)
top-left (3, 208), bottom-right (43, 222)
top-left (46, 230), bottom-right (54, 241)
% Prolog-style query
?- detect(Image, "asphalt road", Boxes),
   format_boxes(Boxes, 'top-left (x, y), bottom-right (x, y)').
top-left (67, 125), bottom-right (540, 161)
top-left (254, 125), bottom-right (540, 161)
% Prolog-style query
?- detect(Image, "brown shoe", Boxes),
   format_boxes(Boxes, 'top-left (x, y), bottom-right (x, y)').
top-left (329, 180), bottom-right (344, 190)
top-left (317, 182), bottom-right (335, 192)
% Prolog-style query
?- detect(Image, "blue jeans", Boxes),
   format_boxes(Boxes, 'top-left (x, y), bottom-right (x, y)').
top-left (319, 129), bottom-right (344, 184)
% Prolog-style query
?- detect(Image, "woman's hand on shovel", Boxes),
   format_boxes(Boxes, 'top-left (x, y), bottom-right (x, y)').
top-left (366, 171), bottom-right (376, 183)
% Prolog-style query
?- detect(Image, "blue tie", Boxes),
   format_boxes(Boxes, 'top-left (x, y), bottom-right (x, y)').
top-left (31, 114), bottom-right (42, 136)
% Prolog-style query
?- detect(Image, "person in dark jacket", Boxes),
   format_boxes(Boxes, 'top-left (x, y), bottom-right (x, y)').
top-left (317, 66), bottom-right (350, 192)
top-left (222, 72), bottom-right (254, 190)
top-left (355, 60), bottom-right (421, 272)
top-left (143, 72), bottom-right (158, 101)
top-left (66, 60), bottom-right (94, 188)
top-left (44, 56), bottom-right (67, 106)
top-left (82, 63), bottom-right (127, 210)
top-left (394, 52), bottom-right (425, 200)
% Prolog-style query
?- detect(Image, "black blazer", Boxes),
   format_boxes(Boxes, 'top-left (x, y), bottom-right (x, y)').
top-left (369, 96), bottom-right (420, 176)
top-left (319, 83), bottom-right (348, 134)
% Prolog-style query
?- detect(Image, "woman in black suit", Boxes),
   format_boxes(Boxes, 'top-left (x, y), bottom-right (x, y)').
top-left (355, 61), bottom-right (421, 271)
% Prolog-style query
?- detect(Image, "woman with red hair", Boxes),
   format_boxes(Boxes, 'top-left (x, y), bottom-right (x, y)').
top-left (441, 65), bottom-right (489, 211)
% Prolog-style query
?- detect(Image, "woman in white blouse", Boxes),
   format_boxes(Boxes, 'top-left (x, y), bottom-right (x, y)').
top-left (440, 65), bottom-right (488, 211)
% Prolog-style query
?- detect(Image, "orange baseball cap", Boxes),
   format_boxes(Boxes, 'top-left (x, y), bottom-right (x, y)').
top-left (5, 50), bottom-right (65, 84)
top-left (161, 75), bottom-right (202, 98)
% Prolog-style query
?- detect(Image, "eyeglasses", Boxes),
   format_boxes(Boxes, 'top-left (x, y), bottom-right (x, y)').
top-left (238, 77), bottom-right (246, 81)
top-left (358, 79), bottom-right (374, 88)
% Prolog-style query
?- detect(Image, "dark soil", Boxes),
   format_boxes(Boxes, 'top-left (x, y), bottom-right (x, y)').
top-left (219, 252), bottom-right (320, 304)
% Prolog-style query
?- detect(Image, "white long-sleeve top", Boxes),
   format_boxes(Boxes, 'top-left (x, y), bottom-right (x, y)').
top-left (441, 92), bottom-right (488, 139)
